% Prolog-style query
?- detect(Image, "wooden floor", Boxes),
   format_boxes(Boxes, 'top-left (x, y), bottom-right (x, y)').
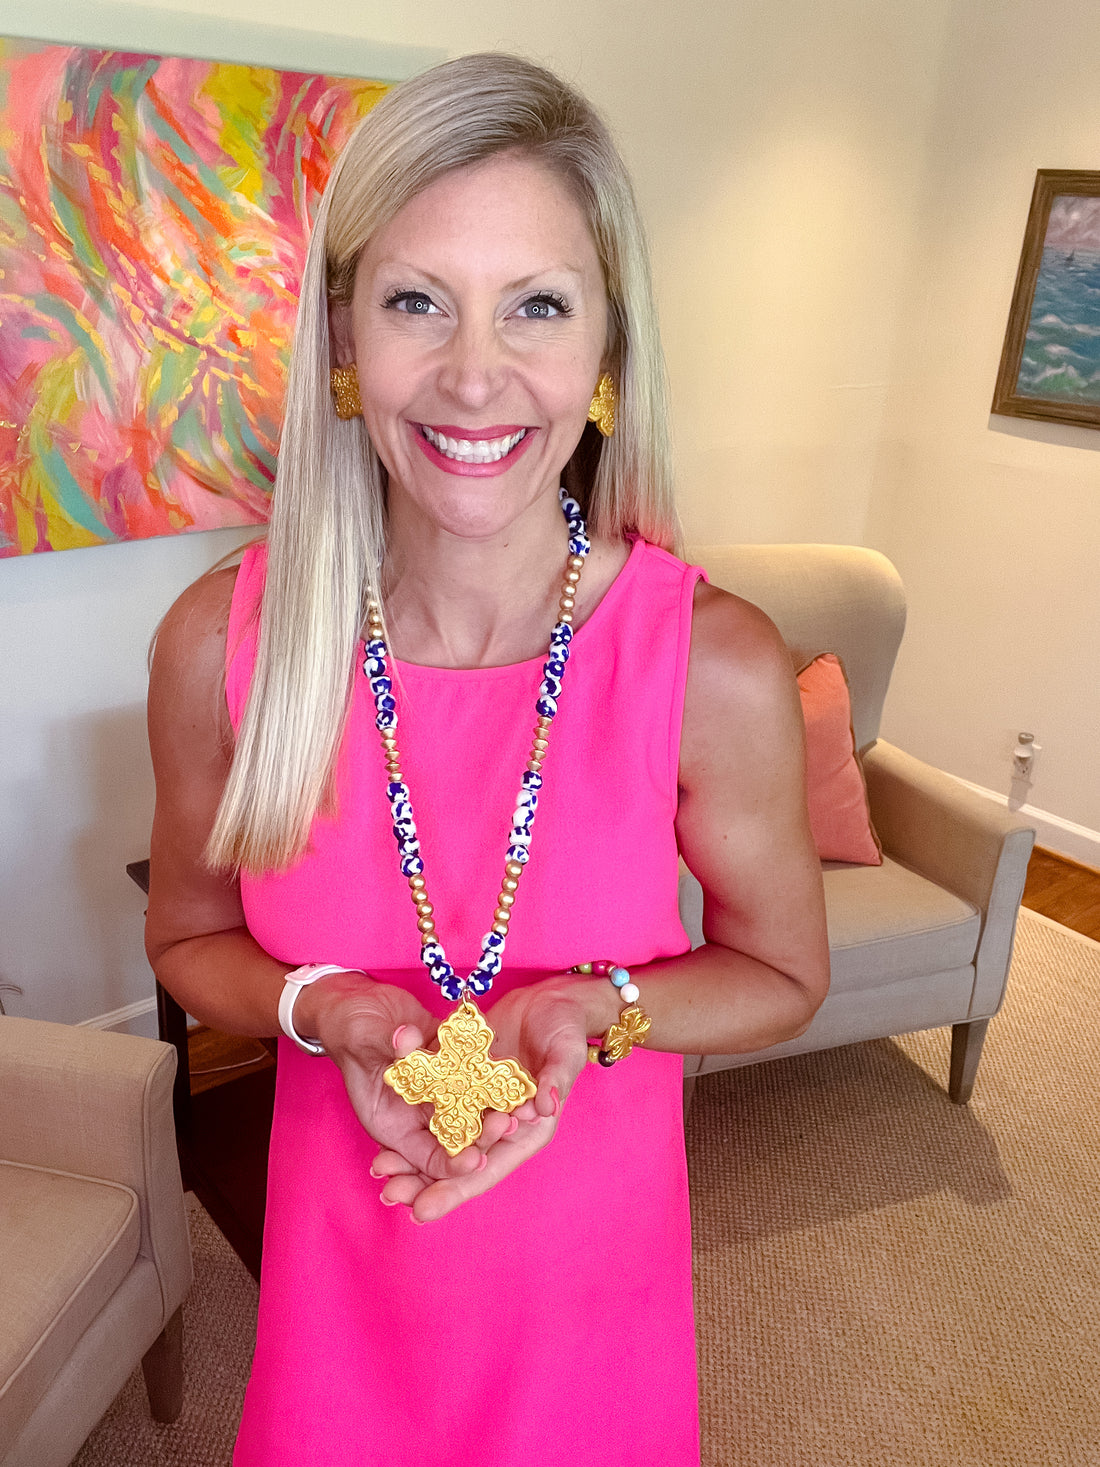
top-left (1021, 847), bottom-right (1100, 941)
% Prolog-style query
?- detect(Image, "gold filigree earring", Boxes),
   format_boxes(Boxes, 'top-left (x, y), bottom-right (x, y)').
top-left (587, 372), bottom-right (616, 437)
top-left (330, 364), bottom-right (362, 419)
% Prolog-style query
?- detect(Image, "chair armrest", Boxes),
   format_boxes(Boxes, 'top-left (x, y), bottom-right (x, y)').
top-left (863, 740), bottom-right (1036, 1014)
top-left (0, 1017), bottom-right (191, 1317)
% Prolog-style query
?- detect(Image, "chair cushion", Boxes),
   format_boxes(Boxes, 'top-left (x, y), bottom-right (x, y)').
top-left (798, 653), bottom-right (882, 865)
top-left (0, 1161), bottom-right (139, 1454)
top-left (823, 856), bottom-right (981, 992)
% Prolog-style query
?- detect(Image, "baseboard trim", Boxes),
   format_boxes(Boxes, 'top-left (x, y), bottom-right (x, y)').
top-left (952, 778), bottom-right (1100, 868)
top-left (78, 996), bottom-right (158, 1032)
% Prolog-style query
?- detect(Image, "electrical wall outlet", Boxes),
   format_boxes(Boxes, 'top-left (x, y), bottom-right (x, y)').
top-left (1012, 732), bottom-right (1040, 782)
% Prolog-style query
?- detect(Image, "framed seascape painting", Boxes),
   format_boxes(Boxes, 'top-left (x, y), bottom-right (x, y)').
top-left (993, 169), bottom-right (1100, 429)
top-left (0, 38), bottom-right (391, 556)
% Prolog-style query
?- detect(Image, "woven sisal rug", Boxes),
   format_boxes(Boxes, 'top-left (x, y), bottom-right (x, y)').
top-left (76, 908), bottom-right (1100, 1466)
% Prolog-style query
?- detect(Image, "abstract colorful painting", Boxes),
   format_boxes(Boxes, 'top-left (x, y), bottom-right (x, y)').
top-left (0, 38), bottom-right (389, 555)
top-left (993, 169), bottom-right (1100, 429)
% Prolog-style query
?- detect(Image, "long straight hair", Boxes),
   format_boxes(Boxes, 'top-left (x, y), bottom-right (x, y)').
top-left (207, 52), bottom-right (679, 874)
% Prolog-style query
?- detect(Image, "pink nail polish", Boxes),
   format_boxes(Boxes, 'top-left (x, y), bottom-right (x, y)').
top-left (380, 1194), bottom-right (397, 1206)
top-left (550, 1086), bottom-right (561, 1117)
top-left (476, 1153), bottom-right (489, 1172)
top-left (391, 1025), bottom-right (408, 1049)
top-left (503, 1116), bottom-right (519, 1137)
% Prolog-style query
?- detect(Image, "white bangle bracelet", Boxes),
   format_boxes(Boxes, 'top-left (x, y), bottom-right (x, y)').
top-left (278, 964), bottom-right (362, 1056)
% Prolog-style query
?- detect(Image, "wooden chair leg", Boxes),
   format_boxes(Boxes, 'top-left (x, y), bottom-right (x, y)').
top-left (141, 1306), bottom-right (184, 1423)
top-left (949, 1018), bottom-right (990, 1105)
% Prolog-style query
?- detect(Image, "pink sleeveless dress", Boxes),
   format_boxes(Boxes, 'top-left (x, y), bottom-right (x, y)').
top-left (228, 537), bottom-right (703, 1467)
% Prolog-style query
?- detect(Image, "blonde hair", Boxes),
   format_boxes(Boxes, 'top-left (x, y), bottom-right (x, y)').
top-left (208, 52), bottom-right (678, 873)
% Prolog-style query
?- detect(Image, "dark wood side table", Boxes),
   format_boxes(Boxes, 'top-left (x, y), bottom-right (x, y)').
top-left (127, 860), bottom-right (274, 1282)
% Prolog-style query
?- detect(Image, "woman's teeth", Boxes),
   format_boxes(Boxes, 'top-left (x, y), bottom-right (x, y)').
top-left (421, 426), bottom-right (526, 463)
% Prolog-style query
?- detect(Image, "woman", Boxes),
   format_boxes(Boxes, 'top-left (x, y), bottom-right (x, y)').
top-left (146, 53), bottom-right (828, 1467)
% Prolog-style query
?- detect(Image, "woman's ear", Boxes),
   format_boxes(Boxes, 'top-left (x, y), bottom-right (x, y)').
top-left (329, 300), bottom-right (356, 368)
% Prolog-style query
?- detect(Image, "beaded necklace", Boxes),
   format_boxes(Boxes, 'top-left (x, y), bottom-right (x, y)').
top-left (369, 488), bottom-right (591, 1154)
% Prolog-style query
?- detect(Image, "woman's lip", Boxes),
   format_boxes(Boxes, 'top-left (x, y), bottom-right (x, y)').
top-left (417, 423), bottom-right (528, 441)
top-left (409, 422), bottom-right (537, 477)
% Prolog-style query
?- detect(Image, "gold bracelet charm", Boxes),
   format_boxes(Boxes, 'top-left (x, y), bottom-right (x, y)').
top-left (572, 962), bottom-right (652, 1066)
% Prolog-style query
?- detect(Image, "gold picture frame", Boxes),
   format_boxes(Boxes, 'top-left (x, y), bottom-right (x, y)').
top-left (992, 169), bottom-right (1100, 429)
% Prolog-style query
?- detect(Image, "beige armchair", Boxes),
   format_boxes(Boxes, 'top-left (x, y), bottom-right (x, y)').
top-left (680, 544), bottom-right (1036, 1104)
top-left (0, 1017), bottom-right (192, 1467)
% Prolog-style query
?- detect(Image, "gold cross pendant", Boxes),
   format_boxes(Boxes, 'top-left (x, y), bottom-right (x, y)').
top-left (383, 1000), bottom-right (537, 1156)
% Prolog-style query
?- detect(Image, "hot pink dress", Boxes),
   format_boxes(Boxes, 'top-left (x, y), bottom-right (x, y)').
top-left (228, 537), bottom-right (703, 1467)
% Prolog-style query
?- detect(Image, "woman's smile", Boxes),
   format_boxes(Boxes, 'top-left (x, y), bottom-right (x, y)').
top-left (413, 422), bottom-right (536, 475)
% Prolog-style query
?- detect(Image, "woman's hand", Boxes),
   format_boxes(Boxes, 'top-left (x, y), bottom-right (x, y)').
top-left (370, 974), bottom-right (595, 1222)
top-left (303, 971), bottom-right (488, 1189)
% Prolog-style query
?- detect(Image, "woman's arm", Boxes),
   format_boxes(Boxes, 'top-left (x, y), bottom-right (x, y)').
top-left (645, 578), bottom-right (830, 1048)
top-left (144, 566), bottom-right (286, 1032)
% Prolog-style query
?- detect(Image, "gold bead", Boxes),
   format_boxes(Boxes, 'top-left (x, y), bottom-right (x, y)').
top-left (492, 920), bottom-right (510, 937)
top-left (559, 595), bottom-right (575, 612)
top-left (569, 554), bottom-right (585, 570)
top-left (533, 738), bottom-right (549, 754)
top-left (415, 900), bottom-right (434, 918)
top-left (565, 569), bottom-right (582, 586)
top-left (494, 907), bottom-right (511, 925)
top-left (502, 877), bottom-right (519, 894)
top-left (559, 611), bottom-right (573, 625)
top-left (417, 915), bottom-right (436, 934)
top-left (505, 860), bottom-right (523, 879)
top-left (408, 874), bottom-right (425, 891)
top-left (497, 890), bottom-right (515, 909)
top-left (537, 715), bottom-right (553, 730)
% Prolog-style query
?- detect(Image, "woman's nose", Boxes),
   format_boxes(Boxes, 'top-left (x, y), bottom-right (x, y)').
top-left (436, 319), bottom-right (508, 410)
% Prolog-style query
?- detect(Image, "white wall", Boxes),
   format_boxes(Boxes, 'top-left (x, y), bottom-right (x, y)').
top-left (1, 527), bottom-right (254, 1034)
top-left (869, 0), bottom-right (1100, 858)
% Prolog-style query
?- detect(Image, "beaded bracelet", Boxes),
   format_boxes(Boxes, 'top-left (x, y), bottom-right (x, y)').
top-left (570, 961), bottom-right (652, 1067)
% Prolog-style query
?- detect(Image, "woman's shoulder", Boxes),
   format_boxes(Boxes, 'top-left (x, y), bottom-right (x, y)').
top-left (686, 579), bottom-right (796, 723)
top-left (156, 564), bottom-right (239, 660)
top-left (155, 541), bottom-right (265, 664)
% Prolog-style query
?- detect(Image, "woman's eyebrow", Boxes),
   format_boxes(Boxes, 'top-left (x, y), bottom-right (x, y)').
top-left (370, 262), bottom-right (589, 292)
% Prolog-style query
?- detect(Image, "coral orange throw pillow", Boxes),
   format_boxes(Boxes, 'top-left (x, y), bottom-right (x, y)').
top-left (797, 653), bottom-right (882, 865)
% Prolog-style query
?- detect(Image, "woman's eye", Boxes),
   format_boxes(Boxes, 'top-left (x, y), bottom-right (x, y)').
top-left (384, 291), bottom-right (440, 316)
top-left (518, 294), bottom-right (569, 320)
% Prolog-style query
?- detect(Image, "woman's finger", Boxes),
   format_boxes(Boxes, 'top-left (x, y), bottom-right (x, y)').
top-left (390, 1023), bottom-right (425, 1059)
top-left (380, 1172), bottom-right (426, 1206)
top-left (474, 1108), bottom-right (519, 1150)
top-left (371, 1146), bottom-right (419, 1178)
top-left (411, 1113), bottom-right (558, 1222)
